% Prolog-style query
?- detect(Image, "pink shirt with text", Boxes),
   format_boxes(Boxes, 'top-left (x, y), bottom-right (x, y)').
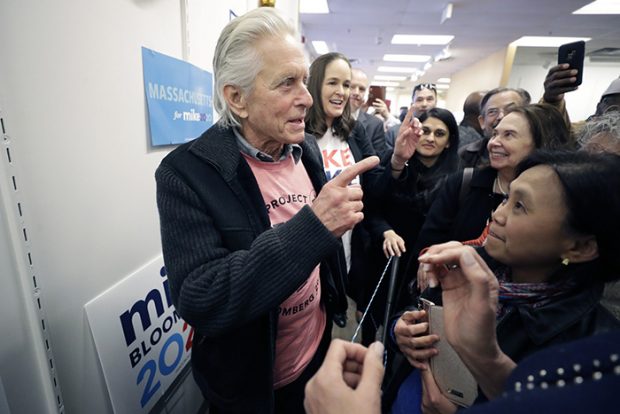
top-left (242, 153), bottom-right (326, 389)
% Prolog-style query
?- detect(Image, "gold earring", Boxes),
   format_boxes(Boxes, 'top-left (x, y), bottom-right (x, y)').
top-left (561, 258), bottom-right (570, 266)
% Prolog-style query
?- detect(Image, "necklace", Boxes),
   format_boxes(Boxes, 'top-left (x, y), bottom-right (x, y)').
top-left (495, 176), bottom-right (507, 195)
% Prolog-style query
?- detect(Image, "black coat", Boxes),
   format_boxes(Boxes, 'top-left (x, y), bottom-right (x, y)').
top-left (409, 166), bottom-right (503, 267)
top-left (357, 111), bottom-right (388, 158)
top-left (156, 125), bottom-right (347, 413)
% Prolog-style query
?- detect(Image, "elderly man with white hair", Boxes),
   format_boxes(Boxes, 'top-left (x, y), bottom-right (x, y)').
top-left (155, 7), bottom-right (378, 413)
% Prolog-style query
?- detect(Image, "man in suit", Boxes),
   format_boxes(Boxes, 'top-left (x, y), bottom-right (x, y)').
top-left (350, 68), bottom-right (388, 157)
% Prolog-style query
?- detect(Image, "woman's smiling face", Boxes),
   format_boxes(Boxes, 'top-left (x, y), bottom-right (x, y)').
top-left (321, 58), bottom-right (351, 127)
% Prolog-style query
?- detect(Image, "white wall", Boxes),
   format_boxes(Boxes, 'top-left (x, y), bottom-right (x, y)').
top-left (444, 47), bottom-right (509, 115)
top-left (0, 0), bottom-right (304, 413)
top-left (508, 60), bottom-right (620, 121)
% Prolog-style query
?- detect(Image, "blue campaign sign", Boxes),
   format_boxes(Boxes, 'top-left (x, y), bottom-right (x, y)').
top-left (142, 47), bottom-right (213, 146)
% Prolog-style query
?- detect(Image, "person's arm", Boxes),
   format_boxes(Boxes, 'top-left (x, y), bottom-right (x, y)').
top-left (418, 244), bottom-right (517, 399)
top-left (156, 157), bottom-right (379, 337)
top-left (391, 106), bottom-right (422, 178)
top-left (304, 340), bottom-right (385, 414)
top-left (541, 63), bottom-right (577, 130)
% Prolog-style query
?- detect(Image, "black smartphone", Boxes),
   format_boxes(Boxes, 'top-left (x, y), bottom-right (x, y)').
top-left (558, 40), bottom-right (585, 86)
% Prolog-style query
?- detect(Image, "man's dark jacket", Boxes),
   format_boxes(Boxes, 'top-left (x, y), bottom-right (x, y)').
top-left (155, 124), bottom-right (347, 413)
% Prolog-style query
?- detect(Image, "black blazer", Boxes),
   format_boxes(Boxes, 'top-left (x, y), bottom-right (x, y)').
top-left (358, 111), bottom-right (387, 157)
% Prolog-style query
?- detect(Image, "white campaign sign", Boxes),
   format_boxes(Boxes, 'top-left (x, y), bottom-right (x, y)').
top-left (85, 255), bottom-right (194, 413)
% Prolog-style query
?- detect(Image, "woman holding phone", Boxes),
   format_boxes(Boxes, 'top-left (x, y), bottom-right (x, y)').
top-left (389, 150), bottom-right (620, 413)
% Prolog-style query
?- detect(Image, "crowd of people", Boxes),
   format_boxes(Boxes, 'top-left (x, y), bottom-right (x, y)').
top-left (155, 7), bottom-right (620, 414)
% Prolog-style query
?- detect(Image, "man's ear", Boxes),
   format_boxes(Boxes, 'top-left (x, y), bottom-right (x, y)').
top-left (478, 114), bottom-right (485, 131)
top-left (563, 235), bottom-right (599, 264)
top-left (223, 85), bottom-right (248, 119)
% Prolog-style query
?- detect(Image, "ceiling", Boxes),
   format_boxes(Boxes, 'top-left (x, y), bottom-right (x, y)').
top-left (300, 0), bottom-right (620, 95)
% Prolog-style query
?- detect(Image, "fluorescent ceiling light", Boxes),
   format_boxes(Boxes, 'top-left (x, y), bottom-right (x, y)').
top-left (312, 41), bottom-right (329, 55)
top-left (512, 36), bottom-right (591, 47)
top-left (391, 35), bottom-right (454, 45)
top-left (377, 66), bottom-right (420, 73)
top-left (436, 84), bottom-right (450, 90)
top-left (437, 77), bottom-right (451, 83)
top-left (374, 75), bottom-right (407, 81)
top-left (384, 54), bottom-right (431, 63)
top-left (573, 0), bottom-right (620, 14)
top-left (371, 81), bottom-right (400, 87)
top-left (300, 0), bottom-right (329, 14)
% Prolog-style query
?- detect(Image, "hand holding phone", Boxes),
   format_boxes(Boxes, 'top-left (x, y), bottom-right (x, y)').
top-left (543, 41), bottom-right (585, 102)
top-left (558, 40), bottom-right (585, 86)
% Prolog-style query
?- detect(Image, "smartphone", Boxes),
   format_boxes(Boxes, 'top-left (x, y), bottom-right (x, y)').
top-left (558, 40), bottom-right (585, 86)
top-left (425, 301), bottom-right (479, 407)
top-left (366, 85), bottom-right (386, 107)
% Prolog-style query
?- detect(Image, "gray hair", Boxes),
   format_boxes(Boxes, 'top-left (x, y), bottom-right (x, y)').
top-left (479, 87), bottom-right (531, 114)
top-left (212, 7), bottom-right (298, 128)
top-left (578, 111), bottom-right (620, 149)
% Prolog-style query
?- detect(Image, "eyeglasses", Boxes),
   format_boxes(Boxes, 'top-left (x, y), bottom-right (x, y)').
top-left (413, 83), bottom-right (437, 92)
top-left (485, 104), bottom-right (516, 118)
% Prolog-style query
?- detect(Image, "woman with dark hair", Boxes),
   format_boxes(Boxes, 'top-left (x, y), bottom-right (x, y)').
top-left (408, 150), bottom-right (620, 414)
top-left (304, 53), bottom-right (389, 331)
top-left (354, 107), bottom-right (460, 345)
top-left (376, 107), bottom-right (460, 257)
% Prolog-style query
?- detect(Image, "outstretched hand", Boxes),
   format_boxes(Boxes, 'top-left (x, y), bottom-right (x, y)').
top-left (392, 106), bottom-right (423, 168)
top-left (312, 156), bottom-right (380, 237)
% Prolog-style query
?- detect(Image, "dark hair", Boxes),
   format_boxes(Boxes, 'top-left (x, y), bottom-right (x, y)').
top-left (506, 103), bottom-right (575, 150)
top-left (412, 83), bottom-right (437, 101)
top-left (516, 150), bottom-right (620, 281)
top-left (305, 52), bottom-right (355, 140)
top-left (418, 107), bottom-right (460, 163)
top-left (480, 87), bottom-right (531, 114)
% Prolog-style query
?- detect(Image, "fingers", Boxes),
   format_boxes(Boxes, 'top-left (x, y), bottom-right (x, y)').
top-left (383, 235), bottom-right (406, 257)
top-left (356, 341), bottom-right (385, 394)
top-left (322, 339), bottom-right (366, 372)
top-left (330, 156), bottom-right (380, 188)
top-left (419, 245), bottom-right (497, 301)
top-left (401, 310), bottom-right (425, 323)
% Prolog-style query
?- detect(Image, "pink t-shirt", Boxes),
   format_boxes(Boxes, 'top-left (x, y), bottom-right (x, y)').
top-left (242, 153), bottom-right (326, 389)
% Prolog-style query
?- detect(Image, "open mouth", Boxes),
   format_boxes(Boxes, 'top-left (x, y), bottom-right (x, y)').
top-left (329, 98), bottom-right (344, 106)
top-left (489, 150), bottom-right (508, 159)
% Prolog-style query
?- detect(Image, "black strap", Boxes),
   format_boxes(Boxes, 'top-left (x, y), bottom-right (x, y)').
top-left (459, 167), bottom-right (474, 208)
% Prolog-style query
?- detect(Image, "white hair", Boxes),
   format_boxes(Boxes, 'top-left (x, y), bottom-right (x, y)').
top-left (212, 7), bottom-right (298, 128)
top-left (578, 111), bottom-right (620, 149)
